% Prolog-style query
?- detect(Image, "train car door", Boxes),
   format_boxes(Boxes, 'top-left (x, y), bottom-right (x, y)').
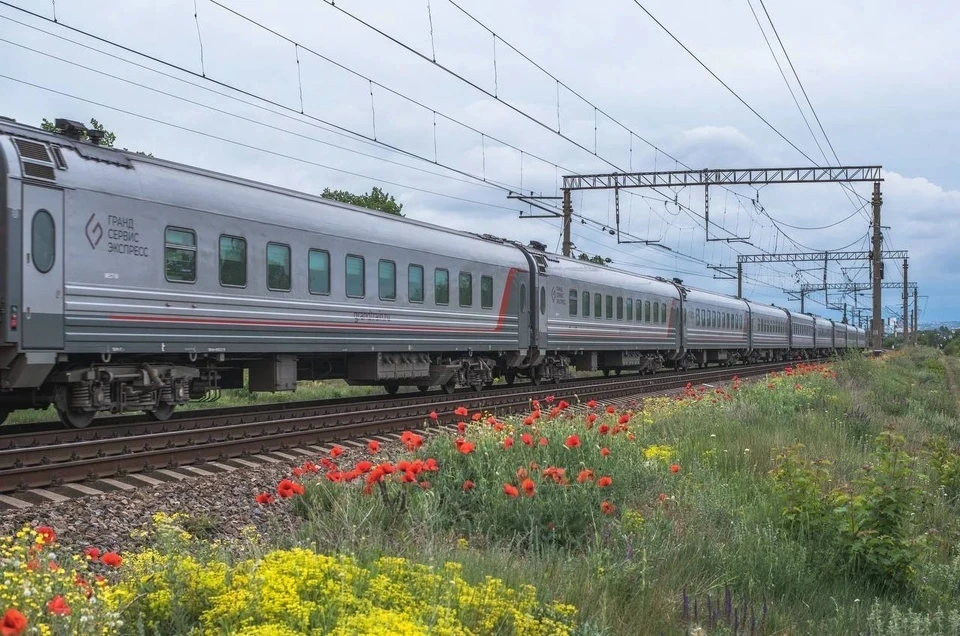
top-left (533, 256), bottom-right (549, 350)
top-left (20, 184), bottom-right (64, 349)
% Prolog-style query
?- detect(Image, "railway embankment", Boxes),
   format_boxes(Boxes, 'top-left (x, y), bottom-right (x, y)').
top-left (4, 349), bottom-right (960, 635)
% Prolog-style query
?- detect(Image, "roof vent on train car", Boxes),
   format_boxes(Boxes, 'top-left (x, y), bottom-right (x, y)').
top-left (13, 138), bottom-right (56, 183)
top-left (54, 118), bottom-right (88, 140)
top-left (527, 240), bottom-right (547, 252)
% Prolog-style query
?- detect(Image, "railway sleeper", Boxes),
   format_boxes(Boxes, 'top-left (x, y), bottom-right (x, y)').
top-left (51, 363), bottom-right (200, 428)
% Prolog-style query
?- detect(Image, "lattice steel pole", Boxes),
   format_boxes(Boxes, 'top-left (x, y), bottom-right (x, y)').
top-left (871, 182), bottom-right (884, 348)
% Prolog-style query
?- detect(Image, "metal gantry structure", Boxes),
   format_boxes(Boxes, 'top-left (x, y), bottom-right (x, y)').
top-left (557, 165), bottom-right (897, 348)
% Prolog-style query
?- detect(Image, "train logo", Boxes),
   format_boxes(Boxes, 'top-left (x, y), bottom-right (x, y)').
top-left (551, 285), bottom-right (566, 305)
top-left (85, 213), bottom-right (103, 250)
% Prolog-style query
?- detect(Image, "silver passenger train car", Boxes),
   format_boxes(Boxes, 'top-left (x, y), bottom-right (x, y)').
top-left (0, 118), bottom-right (865, 427)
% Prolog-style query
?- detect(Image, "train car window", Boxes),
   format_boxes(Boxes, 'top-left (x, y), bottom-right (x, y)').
top-left (540, 286), bottom-right (546, 315)
top-left (594, 293), bottom-right (602, 319)
top-left (616, 297), bottom-right (624, 320)
top-left (219, 235), bottom-right (247, 287)
top-left (378, 260), bottom-right (397, 301)
top-left (31, 209), bottom-right (56, 274)
top-left (435, 269), bottom-right (449, 305)
top-left (345, 255), bottom-right (365, 298)
top-left (636, 299), bottom-right (642, 321)
top-left (626, 298), bottom-right (633, 321)
top-left (570, 289), bottom-right (578, 316)
top-left (481, 276), bottom-right (494, 309)
top-left (408, 265), bottom-right (424, 303)
top-left (164, 227), bottom-right (196, 283)
top-left (605, 295), bottom-right (613, 319)
top-left (459, 272), bottom-right (473, 307)
top-left (662, 303), bottom-right (667, 324)
top-left (266, 243), bottom-right (292, 291)
top-left (308, 249), bottom-right (331, 295)
top-left (582, 291), bottom-right (590, 317)
top-left (695, 309), bottom-right (700, 326)
top-left (645, 300), bottom-right (651, 322)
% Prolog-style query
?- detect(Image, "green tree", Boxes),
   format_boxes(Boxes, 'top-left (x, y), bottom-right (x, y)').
top-left (321, 187), bottom-right (404, 216)
top-left (577, 252), bottom-right (610, 267)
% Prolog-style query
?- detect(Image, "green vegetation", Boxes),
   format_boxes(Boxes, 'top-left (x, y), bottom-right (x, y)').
top-left (321, 186), bottom-right (404, 216)
top-left (11, 348), bottom-right (960, 635)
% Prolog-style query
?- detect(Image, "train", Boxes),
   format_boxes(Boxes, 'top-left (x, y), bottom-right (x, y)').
top-left (0, 117), bottom-right (866, 428)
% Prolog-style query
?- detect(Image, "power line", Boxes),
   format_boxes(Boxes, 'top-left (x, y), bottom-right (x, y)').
top-left (0, 72), bottom-right (522, 212)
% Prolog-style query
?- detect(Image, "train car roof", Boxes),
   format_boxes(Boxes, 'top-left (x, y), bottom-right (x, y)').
top-left (537, 255), bottom-right (682, 297)
top-left (0, 120), bottom-right (533, 269)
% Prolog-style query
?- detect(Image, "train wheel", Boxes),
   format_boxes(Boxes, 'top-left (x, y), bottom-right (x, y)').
top-left (441, 380), bottom-right (457, 395)
top-left (504, 372), bottom-right (516, 386)
top-left (602, 369), bottom-right (610, 377)
top-left (417, 385), bottom-right (431, 394)
top-left (57, 407), bottom-right (95, 429)
top-left (384, 383), bottom-right (400, 396)
top-left (530, 368), bottom-right (542, 386)
top-left (148, 402), bottom-right (176, 422)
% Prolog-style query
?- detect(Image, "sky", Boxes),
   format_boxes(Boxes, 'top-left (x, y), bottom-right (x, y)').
top-left (2, 0), bottom-right (958, 325)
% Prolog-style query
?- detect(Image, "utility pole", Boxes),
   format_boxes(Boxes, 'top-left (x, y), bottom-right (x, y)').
top-left (561, 188), bottom-right (572, 257)
top-left (736, 262), bottom-right (742, 299)
top-left (912, 287), bottom-right (919, 345)
top-left (799, 290), bottom-right (805, 314)
top-left (871, 181), bottom-right (884, 348)
top-left (902, 258), bottom-right (908, 344)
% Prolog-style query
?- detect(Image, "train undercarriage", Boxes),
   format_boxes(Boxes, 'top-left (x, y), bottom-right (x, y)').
top-left (0, 345), bottom-right (843, 429)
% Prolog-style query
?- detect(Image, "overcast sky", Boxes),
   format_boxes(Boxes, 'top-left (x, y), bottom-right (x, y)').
top-left (2, 0), bottom-right (957, 325)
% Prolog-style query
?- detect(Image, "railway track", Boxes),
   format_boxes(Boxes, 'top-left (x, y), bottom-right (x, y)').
top-left (0, 360), bottom-right (806, 497)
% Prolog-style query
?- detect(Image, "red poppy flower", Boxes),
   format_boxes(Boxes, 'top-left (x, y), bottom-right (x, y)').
top-left (419, 480), bottom-right (431, 489)
top-left (368, 440), bottom-right (381, 454)
top-left (329, 445), bottom-right (344, 458)
top-left (670, 464), bottom-right (681, 473)
top-left (46, 595), bottom-right (70, 616)
top-left (493, 422), bottom-right (505, 432)
top-left (600, 501), bottom-right (616, 515)
top-left (586, 413), bottom-right (597, 427)
top-left (35, 526), bottom-right (55, 546)
top-left (521, 478), bottom-right (535, 497)
top-left (1, 609), bottom-right (27, 636)
top-left (429, 411), bottom-right (439, 421)
top-left (401, 470), bottom-right (417, 483)
top-left (424, 458), bottom-right (439, 471)
top-left (320, 457), bottom-right (336, 470)
top-left (472, 412), bottom-right (482, 421)
top-left (606, 406), bottom-right (616, 414)
top-left (516, 467), bottom-right (529, 480)
top-left (462, 480), bottom-right (475, 491)
top-left (277, 479), bottom-right (305, 499)
top-left (539, 437), bottom-right (548, 446)
top-left (564, 434), bottom-right (581, 448)
top-left (83, 547), bottom-right (100, 561)
top-left (400, 431), bottom-right (424, 451)
top-left (558, 400), bottom-right (570, 410)
top-left (549, 407), bottom-right (561, 418)
top-left (545, 395), bottom-right (555, 404)
top-left (523, 417), bottom-right (535, 426)
top-left (291, 467), bottom-right (305, 477)
top-left (658, 492), bottom-right (667, 502)
top-left (255, 493), bottom-right (274, 505)
top-left (521, 433), bottom-right (533, 446)
top-left (454, 406), bottom-right (469, 417)
top-left (302, 461), bottom-right (320, 473)
top-left (458, 441), bottom-right (476, 454)
top-left (529, 461), bottom-right (540, 471)
top-left (457, 422), bottom-right (467, 434)
top-left (597, 476), bottom-right (612, 488)
top-left (101, 552), bottom-right (123, 568)
top-left (600, 447), bottom-right (610, 457)
top-left (503, 483), bottom-right (519, 498)
top-left (355, 461), bottom-right (373, 473)
top-left (618, 414), bottom-right (630, 425)
top-left (531, 409), bottom-right (542, 420)
top-left (576, 469), bottom-right (594, 484)
top-left (587, 400), bottom-right (598, 409)
top-left (486, 416), bottom-right (498, 426)
top-left (503, 437), bottom-right (514, 449)
top-left (598, 424), bottom-right (610, 435)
